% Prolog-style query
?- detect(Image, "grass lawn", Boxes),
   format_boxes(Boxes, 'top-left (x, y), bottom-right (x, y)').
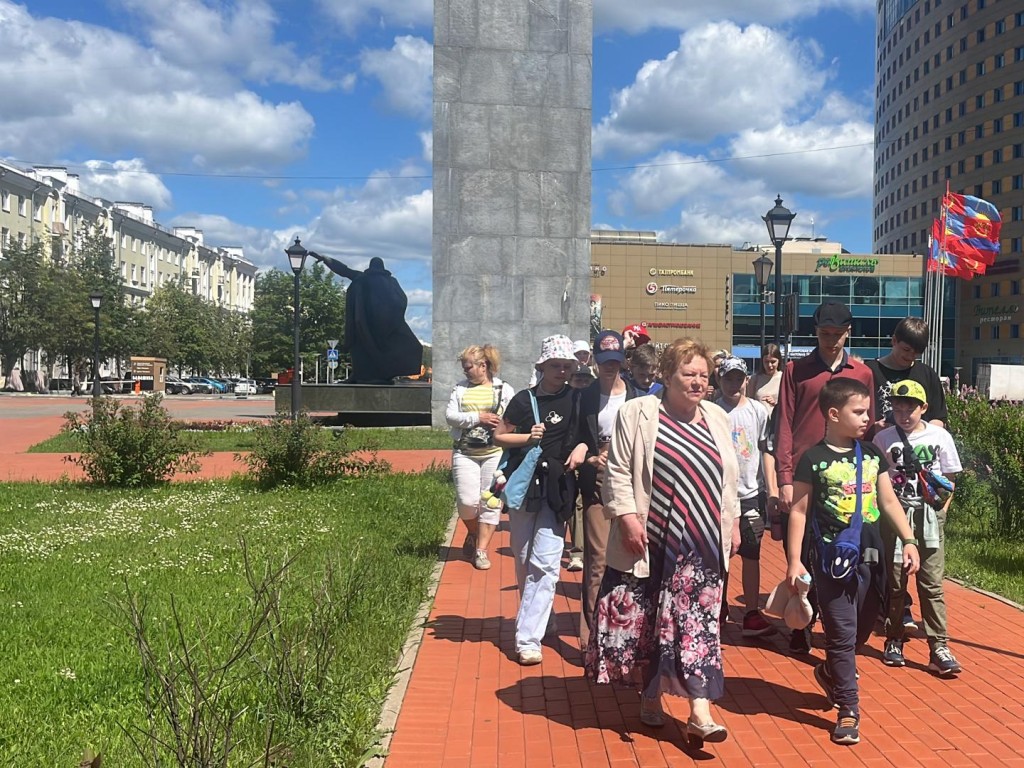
top-left (945, 479), bottom-right (1024, 606)
top-left (0, 472), bottom-right (453, 765)
top-left (28, 426), bottom-right (453, 454)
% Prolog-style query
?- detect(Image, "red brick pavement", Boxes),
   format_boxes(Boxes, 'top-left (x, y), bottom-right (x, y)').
top-left (5, 397), bottom-right (1024, 765)
top-left (385, 519), bottom-right (1024, 766)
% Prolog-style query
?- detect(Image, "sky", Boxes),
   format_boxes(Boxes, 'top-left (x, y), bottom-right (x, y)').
top-left (0, 0), bottom-right (878, 342)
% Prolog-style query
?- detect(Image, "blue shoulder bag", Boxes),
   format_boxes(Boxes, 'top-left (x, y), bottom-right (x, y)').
top-left (497, 391), bottom-right (543, 511)
top-left (813, 442), bottom-right (865, 582)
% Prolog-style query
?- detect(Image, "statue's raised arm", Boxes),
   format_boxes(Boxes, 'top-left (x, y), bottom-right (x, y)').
top-left (308, 251), bottom-right (362, 282)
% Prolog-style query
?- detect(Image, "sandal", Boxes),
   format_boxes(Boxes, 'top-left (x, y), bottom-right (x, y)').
top-left (685, 719), bottom-right (728, 750)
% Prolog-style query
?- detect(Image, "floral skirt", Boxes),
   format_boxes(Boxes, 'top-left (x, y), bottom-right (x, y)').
top-left (584, 551), bottom-right (724, 701)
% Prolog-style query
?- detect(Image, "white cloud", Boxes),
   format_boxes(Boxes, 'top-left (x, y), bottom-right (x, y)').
top-left (607, 151), bottom-right (729, 216)
top-left (594, 0), bottom-right (873, 34)
top-left (592, 22), bottom-right (830, 157)
top-left (0, 1), bottom-right (315, 170)
top-left (728, 120), bottom-right (874, 199)
top-left (78, 159), bottom-right (173, 209)
top-left (316, 0), bottom-right (432, 34)
top-left (418, 131), bottom-right (433, 162)
top-left (117, 0), bottom-right (340, 90)
top-left (405, 288), bottom-right (433, 306)
top-left (359, 36), bottom-right (433, 119)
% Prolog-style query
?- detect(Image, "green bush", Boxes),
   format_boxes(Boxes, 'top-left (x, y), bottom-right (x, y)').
top-left (946, 390), bottom-right (1024, 536)
top-left (240, 414), bottom-right (390, 489)
top-left (62, 395), bottom-right (206, 487)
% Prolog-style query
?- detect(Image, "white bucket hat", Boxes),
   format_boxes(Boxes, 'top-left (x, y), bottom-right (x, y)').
top-left (535, 334), bottom-right (576, 366)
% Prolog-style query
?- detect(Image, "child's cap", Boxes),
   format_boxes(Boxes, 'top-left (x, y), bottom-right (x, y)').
top-left (718, 356), bottom-right (748, 378)
top-left (890, 379), bottom-right (927, 405)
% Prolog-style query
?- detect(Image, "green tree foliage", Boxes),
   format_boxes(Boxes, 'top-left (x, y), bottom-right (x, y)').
top-left (0, 240), bottom-right (48, 378)
top-left (249, 264), bottom-right (346, 377)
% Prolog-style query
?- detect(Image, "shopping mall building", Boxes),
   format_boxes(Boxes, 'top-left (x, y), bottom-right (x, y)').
top-left (590, 230), bottom-right (957, 375)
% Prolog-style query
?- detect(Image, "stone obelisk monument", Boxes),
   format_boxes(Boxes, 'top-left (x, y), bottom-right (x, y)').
top-left (431, 0), bottom-right (593, 424)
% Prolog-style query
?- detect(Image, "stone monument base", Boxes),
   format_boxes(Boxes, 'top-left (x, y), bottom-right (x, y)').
top-left (274, 382), bottom-right (432, 427)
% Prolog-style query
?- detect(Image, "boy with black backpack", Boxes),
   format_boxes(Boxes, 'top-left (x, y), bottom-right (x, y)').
top-left (872, 379), bottom-right (962, 676)
top-left (786, 378), bottom-right (921, 745)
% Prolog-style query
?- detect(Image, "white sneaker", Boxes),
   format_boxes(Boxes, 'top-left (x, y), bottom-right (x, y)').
top-left (518, 649), bottom-right (543, 666)
top-left (473, 550), bottom-right (491, 570)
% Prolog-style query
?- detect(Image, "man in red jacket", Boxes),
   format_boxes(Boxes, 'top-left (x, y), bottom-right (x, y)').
top-left (774, 300), bottom-right (875, 653)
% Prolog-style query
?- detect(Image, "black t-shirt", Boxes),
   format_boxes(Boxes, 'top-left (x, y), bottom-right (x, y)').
top-left (867, 359), bottom-right (947, 424)
top-left (504, 384), bottom-right (578, 461)
top-left (795, 440), bottom-right (889, 550)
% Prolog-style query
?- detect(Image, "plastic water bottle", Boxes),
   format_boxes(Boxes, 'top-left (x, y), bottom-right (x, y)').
top-left (770, 509), bottom-right (784, 541)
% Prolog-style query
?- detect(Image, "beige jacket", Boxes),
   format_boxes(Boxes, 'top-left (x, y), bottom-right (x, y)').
top-left (601, 394), bottom-right (740, 577)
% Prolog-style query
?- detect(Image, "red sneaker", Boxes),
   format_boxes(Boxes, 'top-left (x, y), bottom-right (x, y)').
top-left (741, 610), bottom-right (777, 637)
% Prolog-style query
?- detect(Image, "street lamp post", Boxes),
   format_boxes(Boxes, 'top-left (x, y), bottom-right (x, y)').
top-left (752, 253), bottom-right (774, 353)
top-left (285, 237), bottom-right (309, 418)
top-left (762, 195), bottom-right (796, 347)
top-left (89, 291), bottom-right (103, 398)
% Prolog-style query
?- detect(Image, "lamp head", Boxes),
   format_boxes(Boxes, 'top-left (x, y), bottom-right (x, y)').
top-left (752, 253), bottom-right (774, 288)
top-left (89, 291), bottom-right (103, 310)
top-left (286, 237), bottom-right (308, 274)
top-left (762, 194), bottom-right (796, 246)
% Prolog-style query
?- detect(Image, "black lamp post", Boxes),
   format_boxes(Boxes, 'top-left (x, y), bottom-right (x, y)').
top-left (762, 195), bottom-right (796, 346)
top-left (89, 291), bottom-right (103, 398)
top-left (752, 253), bottom-right (774, 353)
top-left (285, 237), bottom-right (309, 418)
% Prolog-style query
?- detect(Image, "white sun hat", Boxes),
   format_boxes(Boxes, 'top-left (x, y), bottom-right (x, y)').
top-left (535, 334), bottom-right (577, 366)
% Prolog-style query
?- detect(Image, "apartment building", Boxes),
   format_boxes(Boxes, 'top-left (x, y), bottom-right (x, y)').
top-left (873, 0), bottom-right (1024, 375)
top-left (0, 161), bottom-right (255, 314)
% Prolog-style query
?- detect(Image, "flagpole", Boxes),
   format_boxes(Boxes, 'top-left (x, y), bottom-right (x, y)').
top-left (936, 182), bottom-right (952, 373)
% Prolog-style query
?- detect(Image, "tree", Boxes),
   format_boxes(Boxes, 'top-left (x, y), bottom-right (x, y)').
top-left (249, 264), bottom-right (346, 377)
top-left (0, 240), bottom-right (49, 380)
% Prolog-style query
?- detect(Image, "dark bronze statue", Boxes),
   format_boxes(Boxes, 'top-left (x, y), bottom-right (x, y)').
top-left (309, 253), bottom-right (423, 384)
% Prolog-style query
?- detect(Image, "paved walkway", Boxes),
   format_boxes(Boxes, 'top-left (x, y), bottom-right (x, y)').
top-left (5, 394), bottom-right (1024, 765)
top-left (0, 393), bottom-right (449, 480)
top-left (385, 520), bottom-right (1024, 767)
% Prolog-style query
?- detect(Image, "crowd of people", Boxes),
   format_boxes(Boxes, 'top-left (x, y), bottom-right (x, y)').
top-left (444, 304), bottom-right (961, 748)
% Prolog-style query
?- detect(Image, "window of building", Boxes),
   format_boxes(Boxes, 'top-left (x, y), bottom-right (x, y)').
top-left (1013, 325), bottom-right (1020, 340)
top-left (0, 227), bottom-right (8, 253)
top-left (1017, 46), bottom-right (1024, 62)
top-left (973, 285), bottom-right (982, 299)
top-left (975, 154), bottom-right (983, 169)
top-left (18, 196), bottom-right (27, 216)
top-left (1012, 280), bottom-right (1021, 296)
top-left (993, 179), bottom-right (1002, 194)
top-left (976, 29), bottom-right (985, 44)
top-left (992, 326), bottom-right (1000, 340)
top-left (1014, 237), bottom-right (1024, 254)
top-left (1017, 112), bottom-right (1024, 128)
top-left (994, 117), bottom-right (1003, 132)
top-left (973, 327), bottom-right (981, 341)
top-left (0, 191), bottom-right (8, 212)
top-left (1015, 175), bottom-right (1024, 191)
top-left (974, 184), bottom-right (983, 196)
top-left (1015, 144), bottom-right (1024, 159)
top-left (994, 148), bottom-right (1003, 164)
top-left (957, 160), bottom-right (966, 174)
top-left (1013, 206), bottom-right (1024, 222)
top-left (996, 20), bottom-right (1006, 35)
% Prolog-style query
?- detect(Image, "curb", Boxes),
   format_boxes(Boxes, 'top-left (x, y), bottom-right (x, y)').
top-left (365, 510), bottom-right (459, 768)
top-left (946, 576), bottom-right (1024, 612)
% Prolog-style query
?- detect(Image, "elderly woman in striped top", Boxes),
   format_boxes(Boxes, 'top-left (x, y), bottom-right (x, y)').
top-left (445, 344), bottom-right (515, 570)
top-left (585, 338), bottom-right (740, 749)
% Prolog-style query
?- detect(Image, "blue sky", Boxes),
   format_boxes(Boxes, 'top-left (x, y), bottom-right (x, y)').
top-left (0, 0), bottom-right (878, 341)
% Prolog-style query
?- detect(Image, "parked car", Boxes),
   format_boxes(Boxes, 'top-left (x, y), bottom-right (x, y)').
top-left (186, 377), bottom-right (215, 394)
top-left (233, 379), bottom-right (257, 396)
top-left (193, 377), bottom-right (227, 394)
top-left (253, 378), bottom-right (276, 394)
top-left (165, 375), bottom-right (192, 395)
top-left (210, 377), bottom-right (235, 393)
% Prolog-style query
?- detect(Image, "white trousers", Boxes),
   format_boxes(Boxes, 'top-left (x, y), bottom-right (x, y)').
top-left (508, 499), bottom-right (565, 653)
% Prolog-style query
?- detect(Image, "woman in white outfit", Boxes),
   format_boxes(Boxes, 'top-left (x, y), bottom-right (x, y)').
top-left (445, 344), bottom-right (515, 570)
